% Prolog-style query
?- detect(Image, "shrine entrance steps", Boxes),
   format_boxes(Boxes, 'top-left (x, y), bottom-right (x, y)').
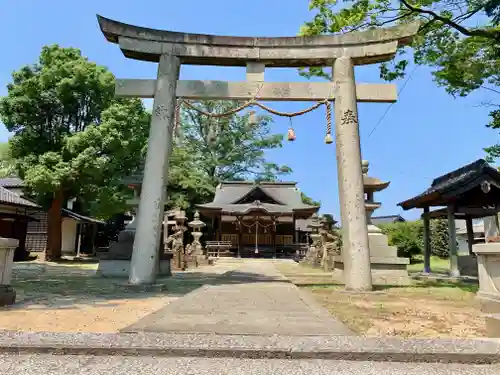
top-left (123, 259), bottom-right (352, 336)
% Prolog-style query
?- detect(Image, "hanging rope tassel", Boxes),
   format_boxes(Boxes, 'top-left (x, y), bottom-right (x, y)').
top-left (324, 101), bottom-right (333, 144)
top-left (248, 110), bottom-right (258, 127)
top-left (180, 96), bottom-right (335, 145)
top-left (287, 117), bottom-right (296, 141)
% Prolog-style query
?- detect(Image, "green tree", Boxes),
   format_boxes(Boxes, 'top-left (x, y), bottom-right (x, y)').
top-left (380, 220), bottom-right (423, 261)
top-left (0, 45), bottom-right (149, 260)
top-left (301, 191), bottom-right (320, 206)
top-left (0, 142), bottom-right (16, 178)
top-left (301, 0), bottom-right (500, 159)
top-left (429, 219), bottom-right (451, 257)
top-left (166, 101), bottom-right (292, 211)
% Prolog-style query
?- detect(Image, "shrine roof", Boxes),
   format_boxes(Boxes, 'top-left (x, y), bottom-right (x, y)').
top-left (0, 177), bottom-right (24, 188)
top-left (0, 186), bottom-right (40, 209)
top-left (371, 215), bottom-right (406, 225)
top-left (197, 181), bottom-right (319, 215)
top-left (398, 159), bottom-right (500, 210)
top-left (424, 206), bottom-right (497, 220)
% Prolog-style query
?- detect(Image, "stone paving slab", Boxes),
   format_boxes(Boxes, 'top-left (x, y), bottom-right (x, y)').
top-left (1, 331), bottom-right (500, 364)
top-left (123, 260), bottom-right (353, 336)
top-left (2, 354), bottom-right (499, 375)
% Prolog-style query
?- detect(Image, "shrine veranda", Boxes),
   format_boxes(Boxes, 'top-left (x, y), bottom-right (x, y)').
top-left (96, 15), bottom-right (419, 290)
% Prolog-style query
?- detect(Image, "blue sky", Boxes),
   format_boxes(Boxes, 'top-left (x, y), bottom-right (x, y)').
top-left (0, 0), bottom-right (497, 221)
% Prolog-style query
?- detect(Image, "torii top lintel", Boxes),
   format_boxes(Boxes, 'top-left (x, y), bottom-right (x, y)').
top-left (97, 15), bottom-right (419, 67)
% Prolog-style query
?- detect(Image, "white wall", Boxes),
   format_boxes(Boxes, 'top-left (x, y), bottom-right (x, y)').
top-left (61, 218), bottom-right (78, 254)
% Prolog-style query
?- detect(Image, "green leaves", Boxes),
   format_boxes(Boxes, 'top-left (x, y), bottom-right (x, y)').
top-left (302, 0), bottom-right (500, 161)
top-left (165, 101), bottom-right (293, 211)
top-left (380, 221), bottom-right (424, 261)
top-left (0, 143), bottom-right (16, 178)
top-left (0, 45), bottom-right (149, 217)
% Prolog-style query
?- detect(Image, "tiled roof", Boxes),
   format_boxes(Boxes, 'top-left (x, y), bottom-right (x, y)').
top-left (398, 159), bottom-right (500, 210)
top-left (0, 186), bottom-right (40, 208)
top-left (0, 177), bottom-right (24, 188)
top-left (371, 215), bottom-right (406, 225)
top-left (62, 209), bottom-right (105, 224)
top-left (197, 181), bottom-right (319, 214)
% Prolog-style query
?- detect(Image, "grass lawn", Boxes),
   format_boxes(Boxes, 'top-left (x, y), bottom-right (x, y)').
top-left (276, 259), bottom-right (483, 338)
top-left (407, 255), bottom-right (450, 274)
top-left (306, 280), bottom-right (483, 338)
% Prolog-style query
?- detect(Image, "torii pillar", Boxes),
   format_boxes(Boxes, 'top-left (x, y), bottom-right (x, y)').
top-left (96, 15), bottom-right (419, 289)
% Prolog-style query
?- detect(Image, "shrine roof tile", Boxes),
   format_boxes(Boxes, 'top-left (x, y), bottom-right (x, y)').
top-left (398, 159), bottom-right (500, 210)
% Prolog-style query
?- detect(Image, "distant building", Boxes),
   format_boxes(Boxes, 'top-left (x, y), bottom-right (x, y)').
top-left (371, 215), bottom-right (406, 226)
top-left (0, 177), bottom-right (104, 257)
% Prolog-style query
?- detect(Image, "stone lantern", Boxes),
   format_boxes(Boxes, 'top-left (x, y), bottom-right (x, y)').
top-left (362, 160), bottom-right (391, 235)
top-left (360, 159), bottom-right (410, 285)
top-left (188, 211), bottom-right (206, 257)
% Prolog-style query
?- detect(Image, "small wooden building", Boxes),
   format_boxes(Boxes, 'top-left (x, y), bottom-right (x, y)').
top-left (0, 185), bottom-right (40, 258)
top-left (197, 181), bottom-right (319, 258)
top-left (398, 159), bottom-right (500, 275)
top-left (0, 177), bottom-right (105, 256)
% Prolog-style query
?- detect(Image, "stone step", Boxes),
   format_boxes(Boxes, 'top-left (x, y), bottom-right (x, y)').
top-left (1, 331), bottom-right (500, 364)
top-left (369, 245), bottom-right (398, 258)
top-left (4, 354), bottom-right (500, 375)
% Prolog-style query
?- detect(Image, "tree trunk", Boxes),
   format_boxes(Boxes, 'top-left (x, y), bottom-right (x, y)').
top-left (45, 189), bottom-right (64, 261)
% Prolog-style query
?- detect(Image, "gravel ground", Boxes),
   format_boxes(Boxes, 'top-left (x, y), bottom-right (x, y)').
top-left (0, 295), bottom-right (174, 333)
top-left (1, 354), bottom-right (499, 375)
top-left (2, 261), bottom-right (239, 332)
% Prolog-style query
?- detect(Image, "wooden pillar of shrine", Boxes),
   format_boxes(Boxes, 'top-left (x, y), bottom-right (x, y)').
top-left (272, 216), bottom-right (277, 259)
top-left (465, 215), bottom-right (475, 255)
top-left (237, 216), bottom-right (242, 258)
top-left (292, 215), bottom-right (297, 244)
top-left (422, 206), bottom-right (431, 274)
top-left (217, 213), bottom-right (222, 241)
top-left (447, 205), bottom-right (460, 277)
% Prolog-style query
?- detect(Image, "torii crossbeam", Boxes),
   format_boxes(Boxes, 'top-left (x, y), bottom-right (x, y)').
top-left (97, 15), bottom-right (419, 290)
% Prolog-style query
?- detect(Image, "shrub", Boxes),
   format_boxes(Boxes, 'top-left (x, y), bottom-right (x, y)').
top-left (380, 221), bottom-right (423, 262)
top-left (429, 219), bottom-right (451, 258)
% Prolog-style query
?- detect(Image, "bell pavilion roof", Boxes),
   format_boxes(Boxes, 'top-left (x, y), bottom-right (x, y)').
top-left (196, 181), bottom-right (319, 217)
top-left (398, 159), bottom-right (500, 210)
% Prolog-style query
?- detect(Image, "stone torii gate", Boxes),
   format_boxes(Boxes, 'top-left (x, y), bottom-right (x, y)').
top-left (97, 15), bottom-right (418, 290)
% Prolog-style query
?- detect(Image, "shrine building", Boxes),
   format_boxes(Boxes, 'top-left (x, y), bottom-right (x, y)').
top-left (196, 181), bottom-right (319, 258)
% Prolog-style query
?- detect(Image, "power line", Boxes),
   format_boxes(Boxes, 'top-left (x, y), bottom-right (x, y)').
top-left (367, 65), bottom-right (418, 138)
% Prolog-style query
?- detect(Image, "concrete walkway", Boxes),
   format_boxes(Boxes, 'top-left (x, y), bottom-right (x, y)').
top-left (124, 259), bottom-right (352, 336)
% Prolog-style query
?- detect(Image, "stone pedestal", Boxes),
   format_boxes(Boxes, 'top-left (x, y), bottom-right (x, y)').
top-left (473, 243), bottom-right (500, 337)
top-left (333, 220), bottom-right (410, 285)
top-left (458, 255), bottom-right (478, 277)
top-left (0, 237), bottom-right (19, 306)
top-left (98, 253), bottom-right (173, 278)
top-left (368, 231), bottom-right (410, 285)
